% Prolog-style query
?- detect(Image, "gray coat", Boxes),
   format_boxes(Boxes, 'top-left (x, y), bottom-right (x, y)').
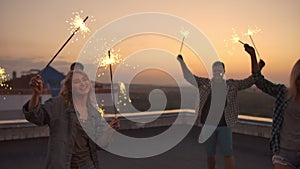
top-left (23, 96), bottom-right (107, 169)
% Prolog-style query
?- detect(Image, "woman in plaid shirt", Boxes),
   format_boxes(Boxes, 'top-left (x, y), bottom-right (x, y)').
top-left (246, 44), bottom-right (300, 169)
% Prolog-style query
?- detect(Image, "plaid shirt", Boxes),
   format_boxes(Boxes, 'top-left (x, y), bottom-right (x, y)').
top-left (253, 72), bottom-right (289, 154)
top-left (178, 59), bottom-right (255, 127)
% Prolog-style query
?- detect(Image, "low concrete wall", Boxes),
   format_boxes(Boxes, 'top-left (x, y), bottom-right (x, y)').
top-left (233, 121), bottom-right (271, 138)
top-left (0, 110), bottom-right (272, 141)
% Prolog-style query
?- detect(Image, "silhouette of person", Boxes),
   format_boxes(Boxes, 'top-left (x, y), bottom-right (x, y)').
top-left (246, 44), bottom-right (300, 169)
top-left (70, 62), bottom-right (84, 71)
top-left (177, 49), bottom-right (257, 169)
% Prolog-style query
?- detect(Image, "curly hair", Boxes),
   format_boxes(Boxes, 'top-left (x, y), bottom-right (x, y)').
top-left (59, 70), bottom-right (96, 107)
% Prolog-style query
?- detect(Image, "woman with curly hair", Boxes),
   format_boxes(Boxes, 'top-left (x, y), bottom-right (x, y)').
top-left (23, 70), bottom-right (119, 169)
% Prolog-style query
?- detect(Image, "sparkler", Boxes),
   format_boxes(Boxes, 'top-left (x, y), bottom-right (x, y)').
top-left (232, 34), bottom-right (245, 45)
top-left (179, 29), bottom-right (190, 54)
top-left (98, 49), bottom-right (122, 68)
top-left (225, 28), bottom-right (245, 55)
top-left (43, 13), bottom-right (89, 70)
top-left (0, 67), bottom-right (12, 100)
top-left (0, 67), bottom-right (12, 91)
top-left (246, 27), bottom-right (262, 59)
top-left (227, 27), bottom-right (263, 60)
top-left (107, 50), bottom-right (118, 118)
top-left (231, 29), bottom-right (245, 45)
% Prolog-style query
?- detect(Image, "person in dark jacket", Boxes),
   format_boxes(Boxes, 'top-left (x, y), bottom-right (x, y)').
top-left (23, 70), bottom-right (119, 169)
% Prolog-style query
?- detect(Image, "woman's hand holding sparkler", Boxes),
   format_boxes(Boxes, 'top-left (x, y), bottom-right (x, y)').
top-left (28, 75), bottom-right (43, 111)
top-left (29, 75), bottom-right (43, 95)
top-left (244, 44), bottom-right (265, 73)
top-left (244, 43), bottom-right (256, 57)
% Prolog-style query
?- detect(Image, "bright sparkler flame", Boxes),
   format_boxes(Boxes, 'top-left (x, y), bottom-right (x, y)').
top-left (73, 15), bottom-right (90, 33)
top-left (98, 49), bottom-right (123, 68)
top-left (180, 29), bottom-right (190, 38)
top-left (224, 28), bottom-right (244, 55)
top-left (229, 28), bottom-right (243, 44)
top-left (231, 34), bottom-right (241, 43)
top-left (66, 10), bottom-right (90, 39)
top-left (225, 26), bottom-right (261, 55)
top-left (245, 26), bottom-right (261, 36)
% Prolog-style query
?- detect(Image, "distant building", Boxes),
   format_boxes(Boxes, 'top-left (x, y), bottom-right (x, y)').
top-left (0, 67), bottom-right (115, 114)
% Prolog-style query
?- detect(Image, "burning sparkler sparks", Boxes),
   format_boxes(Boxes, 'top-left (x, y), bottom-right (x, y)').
top-left (119, 82), bottom-right (131, 103)
top-left (43, 11), bottom-right (89, 69)
top-left (98, 49), bottom-right (123, 68)
top-left (230, 28), bottom-right (245, 45)
top-left (245, 26), bottom-right (261, 36)
top-left (180, 29), bottom-right (190, 38)
top-left (116, 82), bottom-right (132, 112)
top-left (224, 28), bottom-right (245, 55)
top-left (66, 10), bottom-right (91, 40)
top-left (179, 29), bottom-right (190, 54)
top-left (225, 26), bottom-right (262, 58)
top-left (231, 33), bottom-right (245, 45)
top-left (0, 67), bottom-right (12, 90)
top-left (0, 67), bottom-right (12, 100)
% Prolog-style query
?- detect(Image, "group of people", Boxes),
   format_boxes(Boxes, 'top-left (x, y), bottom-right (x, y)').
top-left (23, 44), bottom-right (300, 169)
top-left (178, 44), bottom-right (299, 169)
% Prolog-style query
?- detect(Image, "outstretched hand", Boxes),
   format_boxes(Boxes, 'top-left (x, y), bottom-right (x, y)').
top-left (29, 74), bottom-right (43, 95)
top-left (244, 44), bottom-right (256, 56)
top-left (177, 54), bottom-right (183, 61)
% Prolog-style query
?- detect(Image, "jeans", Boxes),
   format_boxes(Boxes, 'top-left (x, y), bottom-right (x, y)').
top-left (204, 126), bottom-right (233, 157)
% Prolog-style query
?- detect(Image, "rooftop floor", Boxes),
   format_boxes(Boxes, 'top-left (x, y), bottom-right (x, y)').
top-left (0, 126), bottom-right (273, 169)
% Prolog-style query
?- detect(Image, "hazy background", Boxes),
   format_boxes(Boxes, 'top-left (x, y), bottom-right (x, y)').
top-left (0, 0), bottom-right (299, 86)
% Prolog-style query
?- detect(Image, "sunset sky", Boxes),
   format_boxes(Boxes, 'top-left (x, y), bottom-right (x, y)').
top-left (0, 0), bottom-right (299, 86)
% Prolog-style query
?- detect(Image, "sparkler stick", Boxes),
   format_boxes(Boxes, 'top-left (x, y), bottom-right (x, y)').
top-left (249, 35), bottom-right (261, 60)
top-left (246, 28), bottom-right (262, 60)
top-left (179, 30), bottom-right (190, 54)
top-left (179, 36), bottom-right (185, 54)
top-left (238, 40), bottom-right (245, 45)
top-left (44, 16), bottom-right (89, 69)
top-left (108, 50), bottom-right (118, 118)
